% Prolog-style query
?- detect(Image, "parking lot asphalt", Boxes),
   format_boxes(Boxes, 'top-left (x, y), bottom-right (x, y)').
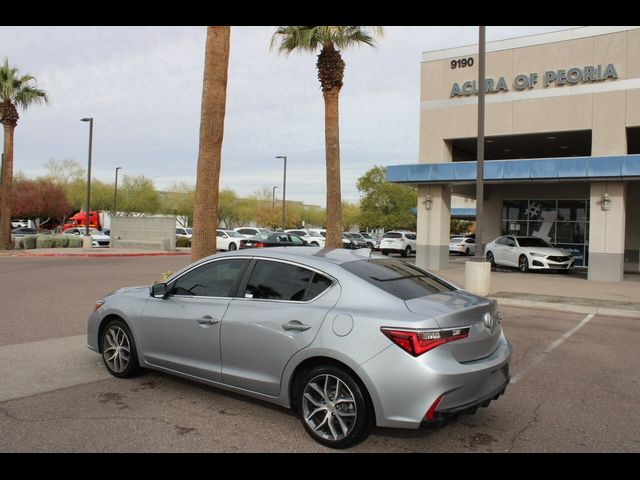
top-left (1, 255), bottom-right (639, 452)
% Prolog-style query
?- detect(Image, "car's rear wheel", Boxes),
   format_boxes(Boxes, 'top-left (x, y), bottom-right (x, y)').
top-left (311, 241), bottom-right (319, 246)
top-left (382, 250), bottom-right (389, 256)
top-left (518, 255), bottom-right (529, 273)
top-left (228, 243), bottom-right (237, 251)
top-left (402, 246), bottom-right (411, 258)
top-left (486, 251), bottom-right (496, 269)
top-left (465, 247), bottom-right (471, 256)
top-left (299, 366), bottom-right (374, 449)
top-left (100, 319), bottom-right (141, 378)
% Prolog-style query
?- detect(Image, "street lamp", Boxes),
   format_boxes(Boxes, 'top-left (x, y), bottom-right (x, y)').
top-left (81, 117), bottom-right (93, 241)
top-left (275, 155), bottom-right (287, 230)
top-left (114, 167), bottom-right (122, 215)
top-left (272, 185), bottom-right (278, 208)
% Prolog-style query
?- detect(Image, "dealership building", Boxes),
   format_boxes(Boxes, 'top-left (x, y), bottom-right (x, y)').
top-left (387, 26), bottom-right (640, 281)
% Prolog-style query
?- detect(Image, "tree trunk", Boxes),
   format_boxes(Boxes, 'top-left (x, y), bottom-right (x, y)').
top-left (191, 26), bottom-right (230, 262)
top-left (323, 88), bottom-right (342, 249)
top-left (0, 123), bottom-right (15, 250)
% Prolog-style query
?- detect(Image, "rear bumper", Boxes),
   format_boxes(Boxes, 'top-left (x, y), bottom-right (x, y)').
top-left (357, 332), bottom-right (512, 429)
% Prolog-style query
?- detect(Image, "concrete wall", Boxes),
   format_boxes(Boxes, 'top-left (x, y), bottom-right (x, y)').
top-left (420, 27), bottom-right (640, 165)
top-left (110, 216), bottom-right (176, 251)
top-left (588, 182), bottom-right (626, 281)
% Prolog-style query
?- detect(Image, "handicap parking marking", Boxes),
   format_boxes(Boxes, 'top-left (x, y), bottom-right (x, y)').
top-left (510, 313), bottom-right (595, 385)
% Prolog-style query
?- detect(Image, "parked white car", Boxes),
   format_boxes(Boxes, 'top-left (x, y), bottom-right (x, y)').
top-left (217, 230), bottom-right (245, 251)
top-left (63, 227), bottom-right (110, 247)
top-left (484, 235), bottom-right (574, 273)
top-left (449, 236), bottom-right (476, 256)
top-left (379, 231), bottom-right (416, 257)
top-left (285, 229), bottom-right (326, 247)
top-left (234, 227), bottom-right (273, 238)
top-left (176, 227), bottom-right (192, 239)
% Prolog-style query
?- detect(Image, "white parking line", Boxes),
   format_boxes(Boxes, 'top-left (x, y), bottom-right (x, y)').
top-left (510, 313), bottom-right (595, 385)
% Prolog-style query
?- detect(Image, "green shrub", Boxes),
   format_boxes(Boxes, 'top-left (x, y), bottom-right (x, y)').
top-left (23, 235), bottom-right (37, 249)
top-left (36, 235), bottom-right (52, 248)
top-left (51, 235), bottom-right (70, 248)
top-left (68, 236), bottom-right (83, 248)
top-left (176, 236), bottom-right (191, 248)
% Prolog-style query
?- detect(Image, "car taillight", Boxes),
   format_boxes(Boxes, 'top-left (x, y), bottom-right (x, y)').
top-left (255, 242), bottom-right (265, 248)
top-left (380, 327), bottom-right (470, 357)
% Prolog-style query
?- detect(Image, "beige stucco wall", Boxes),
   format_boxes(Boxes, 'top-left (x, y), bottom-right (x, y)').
top-left (420, 27), bottom-right (640, 163)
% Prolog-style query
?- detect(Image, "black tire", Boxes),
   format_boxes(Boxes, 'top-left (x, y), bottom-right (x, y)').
top-left (228, 243), bottom-right (237, 251)
top-left (465, 248), bottom-right (470, 256)
top-left (382, 250), bottom-right (389, 256)
top-left (486, 251), bottom-right (496, 270)
top-left (100, 319), bottom-right (142, 378)
top-left (518, 255), bottom-right (529, 273)
top-left (311, 242), bottom-right (319, 246)
top-left (402, 246), bottom-right (411, 258)
top-left (298, 365), bottom-right (374, 449)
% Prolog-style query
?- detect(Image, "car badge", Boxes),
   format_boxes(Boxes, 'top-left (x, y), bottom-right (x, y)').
top-left (483, 312), bottom-right (494, 329)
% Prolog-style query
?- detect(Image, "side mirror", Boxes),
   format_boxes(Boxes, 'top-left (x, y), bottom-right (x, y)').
top-left (150, 283), bottom-right (170, 299)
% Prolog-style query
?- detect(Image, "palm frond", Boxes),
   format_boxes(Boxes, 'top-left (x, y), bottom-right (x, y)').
top-left (271, 26), bottom-right (383, 54)
top-left (0, 57), bottom-right (48, 108)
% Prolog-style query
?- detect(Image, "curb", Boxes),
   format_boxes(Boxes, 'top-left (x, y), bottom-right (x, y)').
top-left (493, 297), bottom-right (640, 319)
top-left (15, 252), bottom-right (191, 258)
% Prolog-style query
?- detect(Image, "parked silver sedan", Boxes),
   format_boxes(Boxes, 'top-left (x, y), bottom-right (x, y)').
top-left (87, 247), bottom-right (511, 448)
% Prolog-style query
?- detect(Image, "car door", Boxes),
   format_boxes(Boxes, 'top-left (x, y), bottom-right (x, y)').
top-left (217, 230), bottom-right (229, 250)
top-left (140, 257), bottom-right (251, 382)
top-left (220, 259), bottom-right (340, 396)
top-left (405, 233), bottom-right (417, 252)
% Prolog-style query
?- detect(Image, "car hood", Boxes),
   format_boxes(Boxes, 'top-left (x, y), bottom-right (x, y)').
top-left (523, 247), bottom-right (570, 256)
top-left (109, 286), bottom-right (149, 298)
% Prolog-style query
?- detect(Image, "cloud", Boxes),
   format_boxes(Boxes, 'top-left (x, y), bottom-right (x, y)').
top-left (2, 25), bottom-right (571, 207)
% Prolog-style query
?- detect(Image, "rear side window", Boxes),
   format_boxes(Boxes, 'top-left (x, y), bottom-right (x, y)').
top-left (245, 260), bottom-right (332, 301)
top-left (341, 259), bottom-right (454, 300)
top-left (405, 234), bottom-right (416, 240)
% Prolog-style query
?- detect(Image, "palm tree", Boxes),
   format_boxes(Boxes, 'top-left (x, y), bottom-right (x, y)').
top-left (0, 58), bottom-right (48, 250)
top-left (271, 26), bottom-right (383, 249)
top-left (191, 26), bottom-right (231, 262)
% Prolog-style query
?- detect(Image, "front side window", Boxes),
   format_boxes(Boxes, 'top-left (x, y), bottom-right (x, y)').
top-left (290, 235), bottom-right (305, 245)
top-left (245, 260), bottom-right (328, 301)
top-left (171, 259), bottom-right (250, 297)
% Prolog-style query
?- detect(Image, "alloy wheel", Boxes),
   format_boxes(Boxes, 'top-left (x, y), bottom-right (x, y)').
top-left (103, 326), bottom-right (131, 373)
top-left (302, 374), bottom-right (357, 442)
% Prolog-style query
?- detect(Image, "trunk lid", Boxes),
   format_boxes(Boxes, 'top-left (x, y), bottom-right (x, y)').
top-left (405, 290), bottom-right (502, 363)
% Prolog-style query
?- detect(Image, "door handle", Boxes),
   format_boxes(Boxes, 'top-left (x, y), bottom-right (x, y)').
top-left (197, 315), bottom-right (220, 326)
top-left (282, 321), bottom-right (311, 332)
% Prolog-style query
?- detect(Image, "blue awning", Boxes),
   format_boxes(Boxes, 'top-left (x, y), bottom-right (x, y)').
top-left (387, 155), bottom-right (640, 184)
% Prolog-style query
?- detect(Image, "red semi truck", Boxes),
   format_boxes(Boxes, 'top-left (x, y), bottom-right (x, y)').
top-left (62, 211), bottom-right (101, 231)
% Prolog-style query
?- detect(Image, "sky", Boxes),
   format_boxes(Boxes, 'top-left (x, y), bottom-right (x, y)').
top-left (2, 26), bottom-right (571, 207)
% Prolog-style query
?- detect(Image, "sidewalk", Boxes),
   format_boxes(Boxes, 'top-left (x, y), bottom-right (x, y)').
top-left (432, 257), bottom-right (640, 318)
top-left (1, 247), bottom-right (191, 257)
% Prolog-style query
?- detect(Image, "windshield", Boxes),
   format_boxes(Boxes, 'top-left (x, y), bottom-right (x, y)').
top-left (341, 258), bottom-right (454, 300)
top-left (517, 237), bottom-right (553, 248)
top-left (225, 231), bottom-right (245, 238)
top-left (360, 233), bottom-right (372, 239)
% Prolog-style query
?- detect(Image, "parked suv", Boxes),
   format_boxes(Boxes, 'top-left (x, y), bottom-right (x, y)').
top-left (379, 231), bottom-right (416, 257)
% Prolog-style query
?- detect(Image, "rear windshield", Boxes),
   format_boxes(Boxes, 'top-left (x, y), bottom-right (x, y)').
top-left (383, 232), bottom-right (402, 239)
top-left (341, 259), bottom-right (454, 300)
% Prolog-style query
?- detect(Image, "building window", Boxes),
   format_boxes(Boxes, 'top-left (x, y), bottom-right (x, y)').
top-left (501, 199), bottom-right (589, 267)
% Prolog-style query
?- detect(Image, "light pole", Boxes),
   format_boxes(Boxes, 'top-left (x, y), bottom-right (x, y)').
top-left (81, 118), bottom-right (93, 240)
top-left (114, 167), bottom-right (122, 215)
top-left (475, 26), bottom-right (486, 259)
top-left (272, 185), bottom-right (278, 208)
top-left (275, 155), bottom-right (287, 230)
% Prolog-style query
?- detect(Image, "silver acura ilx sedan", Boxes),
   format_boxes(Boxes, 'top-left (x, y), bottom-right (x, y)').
top-left (88, 247), bottom-right (511, 448)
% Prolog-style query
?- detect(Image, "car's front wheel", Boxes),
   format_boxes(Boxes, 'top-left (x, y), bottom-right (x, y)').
top-left (100, 319), bottom-right (141, 378)
top-left (518, 255), bottom-right (529, 273)
top-left (486, 251), bottom-right (496, 268)
top-left (299, 366), bottom-right (374, 449)
top-left (228, 243), bottom-right (237, 251)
